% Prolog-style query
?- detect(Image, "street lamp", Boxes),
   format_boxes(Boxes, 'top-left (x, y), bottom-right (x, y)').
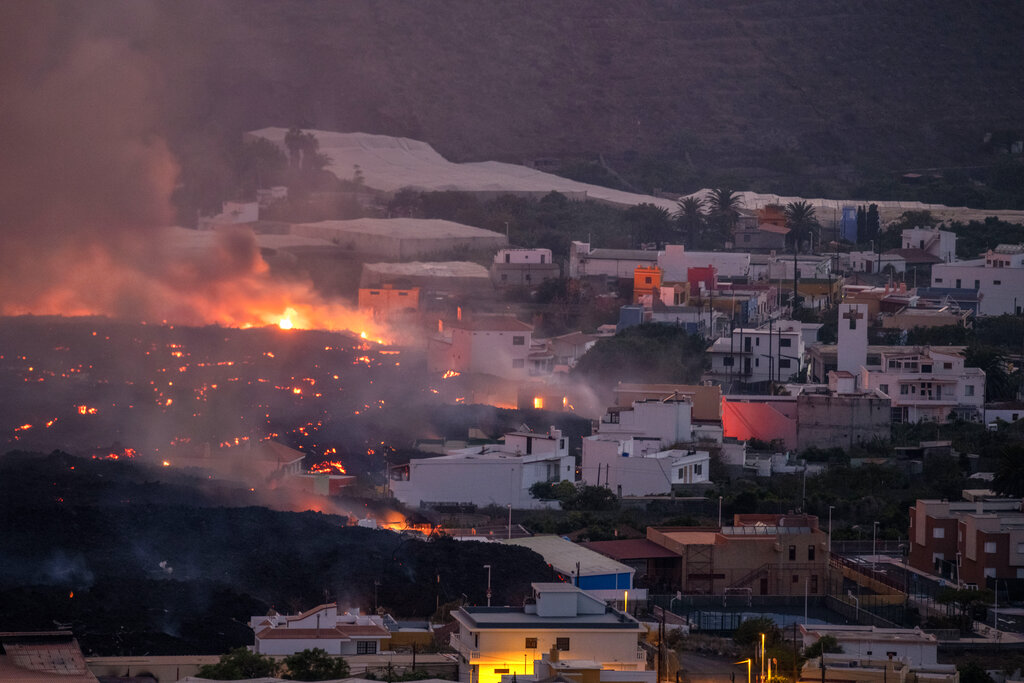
top-left (760, 633), bottom-right (766, 682)
top-left (484, 564), bottom-right (492, 607)
top-left (735, 659), bottom-right (752, 683)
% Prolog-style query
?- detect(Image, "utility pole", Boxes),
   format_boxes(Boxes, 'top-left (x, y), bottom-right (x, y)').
top-left (484, 564), bottom-right (492, 606)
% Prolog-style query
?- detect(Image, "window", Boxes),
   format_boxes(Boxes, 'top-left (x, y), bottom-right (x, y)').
top-left (984, 568), bottom-right (996, 578)
top-left (723, 357), bottom-right (735, 367)
top-left (880, 384), bottom-right (889, 394)
top-left (694, 463), bottom-right (703, 475)
top-left (935, 278), bottom-right (943, 283)
top-left (944, 362), bottom-right (952, 370)
top-left (808, 545), bottom-right (816, 561)
top-left (678, 468), bottom-right (686, 479)
top-left (1018, 568), bottom-right (1024, 579)
top-left (501, 274), bottom-right (508, 281)
top-left (901, 385), bottom-right (910, 395)
top-left (398, 291), bottom-right (408, 296)
top-left (985, 541), bottom-right (997, 553)
top-left (743, 234), bottom-right (751, 242)
top-left (933, 527), bottom-right (945, 539)
top-left (512, 336), bottom-right (525, 346)
top-left (1017, 542), bottom-right (1024, 554)
top-left (525, 638), bottom-right (538, 649)
top-left (780, 338), bottom-right (792, 347)
top-left (922, 364), bottom-right (932, 373)
top-left (789, 545), bottom-right (796, 561)
top-left (357, 641), bottom-right (377, 654)
top-left (780, 358), bottom-right (792, 369)
top-left (556, 638), bottom-right (570, 651)
top-left (792, 574), bottom-right (799, 583)
top-left (811, 575), bottom-right (819, 593)
top-left (524, 274), bottom-right (531, 282)
top-left (994, 280), bottom-right (1002, 285)
top-left (512, 359), bottom-right (525, 368)
top-left (645, 277), bottom-right (652, 284)
top-left (966, 385), bottom-right (975, 396)
top-left (974, 280), bottom-right (980, 289)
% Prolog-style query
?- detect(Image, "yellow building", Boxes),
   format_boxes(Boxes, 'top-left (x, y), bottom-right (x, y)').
top-left (450, 583), bottom-right (648, 683)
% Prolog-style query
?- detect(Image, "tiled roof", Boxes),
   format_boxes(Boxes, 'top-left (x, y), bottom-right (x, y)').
top-left (582, 539), bottom-right (679, 560)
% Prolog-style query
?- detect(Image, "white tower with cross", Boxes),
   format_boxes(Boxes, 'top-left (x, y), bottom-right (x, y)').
top-left (837, 303), bottom-right (868, 376)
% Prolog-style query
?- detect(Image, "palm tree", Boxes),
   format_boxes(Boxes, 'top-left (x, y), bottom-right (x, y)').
top-left (674, 196), bottom-right (706, 248)
top-left (784, 200), bottom-right (820, 254)
top-left (707, 188), bottom-right (743, 244)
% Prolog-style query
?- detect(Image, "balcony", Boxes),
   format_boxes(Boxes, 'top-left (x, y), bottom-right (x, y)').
top-left (449, 633), bottom-right (479, 661)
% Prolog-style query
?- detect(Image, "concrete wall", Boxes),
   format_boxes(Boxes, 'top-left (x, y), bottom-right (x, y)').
top-left (796, 392), bottom-right (891, 451)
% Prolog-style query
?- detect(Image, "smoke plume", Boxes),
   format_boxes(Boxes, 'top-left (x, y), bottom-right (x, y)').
top-left (0, 3), bottom-right (384, 337)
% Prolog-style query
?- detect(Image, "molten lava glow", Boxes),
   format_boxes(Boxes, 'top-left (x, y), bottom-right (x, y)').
top-left (278, 308), bottom-right (296, 330)
top-left (533, 397), bottom-right (544, 409)
top-left (308, 460), bottom-right (347, 475)
top-left (442, 369), bottom-right (460, 379)
top-left (1, 228), bottom-right (393, 342)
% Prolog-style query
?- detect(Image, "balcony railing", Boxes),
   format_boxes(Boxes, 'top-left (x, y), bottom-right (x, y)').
top-left (449, 633), bottom-right (479, 661)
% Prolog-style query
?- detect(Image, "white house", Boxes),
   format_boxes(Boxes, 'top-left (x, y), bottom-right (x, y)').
top-left (848, 250), bottom-right (906, 274)
top-left (902, 227), bottom-right (956, 264)
top-left (569, 241), bottom-right (658, 279)
top-left (449, 583), bottom-right (648, 683)
top-left (706, 322), bottom-right (805, 385)
top-left (860, 347), bottom-right (986, 423)
top-left (389, 428), bottom-right (574, 510)
top-left (491, 248), bottom-right (560, 288)
top-left (657, 244), bottom-right (751, 281)
top-left (428, 315), bottom-right (534, 379)
top-left (580, 444), bottom-right (710, 497)
top-left (250, 604), bottom-right (390, 656)
top-left (594, 399), bottom-right (694, 447)
top-left (799, 624), bottom-right (939, 667)
top-left (931, 244), bottom-right (1024, 315)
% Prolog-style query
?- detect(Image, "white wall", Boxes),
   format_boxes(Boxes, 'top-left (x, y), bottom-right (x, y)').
top-left (932, 261), bottom-right (1024, 315)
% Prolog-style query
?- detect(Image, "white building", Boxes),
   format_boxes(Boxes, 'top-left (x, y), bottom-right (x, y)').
top-left (504, 536), bottom-right (641, 602)
top-left (706, 322), bottom-right (805, 385)
top-left (199, 200), bottom-right (259, 229)
top-left (756, 253), bottom-right (834, 282)
top-left (428, 315), bottom-right (534, 379)
top-left (491, 248), bottom-right (560, 288)
top-left (658, 244), bottom-right (751, 281)
top-left (569, 241), bottom-right (658, 279)
top-left (250, 604), bottom-right (390, 656)
top-left (580, 443), bottom-right (710, 496)
top-left (389, 428), bottom-right (574, 510)
top-left (594, 399), bottom-right (694, 447)
top-left (848, 250), bottom-right (907, 274)
top-left (799, 624), bottom-right (939, 667)
top-left (902, 227), bottom-right (956, 264)
top-left (932, 244), bottom-right (1024, 315)
top-left (837, 303), bottom-right (869, 377)
top-left (860, 347), bottom-right (986, 423)
top-left (449, 583), bottom-right (648, 683)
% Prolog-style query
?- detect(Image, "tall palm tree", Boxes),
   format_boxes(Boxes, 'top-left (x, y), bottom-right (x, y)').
top-left (784, 200), bottom-right (820, 254)
top-left (707, 188), bottom-right (743, 243)
top-left (674, 196), bottom-right (706, 248)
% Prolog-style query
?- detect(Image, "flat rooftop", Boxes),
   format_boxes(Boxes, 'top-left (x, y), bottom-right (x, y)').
top-left (505, 536), bottom-right (633, 577)
top-left (455, 606), bottom-right (638, 630)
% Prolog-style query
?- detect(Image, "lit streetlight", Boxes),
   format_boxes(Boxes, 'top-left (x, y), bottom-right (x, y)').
top-left (735, 659), bottom-right (752, 683)
top-left (484, 564), bottom-right (492, 607)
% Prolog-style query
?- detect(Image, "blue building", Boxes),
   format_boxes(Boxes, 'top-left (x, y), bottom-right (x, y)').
top-left (840, 205), bottom-right (858, 243)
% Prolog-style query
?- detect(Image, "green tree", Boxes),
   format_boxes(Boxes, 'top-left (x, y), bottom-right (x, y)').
top-left (965, 345), bottom-right (1015, 401)
top-left (804, 635), bottom-right (842, 659)
top-left (282, 648), bottom-right (350, 681)
top-left (198, 647), bottom-right (279, 680)
top-left (707, 188), bottom-right (743, 241)
top-left (936, 587), bottom-right (993, 632)
top-left (957, 661), bottom-right (995, 683)
top-left (992, 445), bottom-right (1024, 497)
top-left (674, 196), bottom-right (706, 248)
top-left (622, 203), bottom-right (673, 248)
top-left (784, 201), bottom-right (820, 255)
top-left (734, 617), bottom-right (782, 648)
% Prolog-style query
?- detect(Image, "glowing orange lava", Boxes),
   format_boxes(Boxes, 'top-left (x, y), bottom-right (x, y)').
top-left (308, 460), bottom-right (347, 475)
